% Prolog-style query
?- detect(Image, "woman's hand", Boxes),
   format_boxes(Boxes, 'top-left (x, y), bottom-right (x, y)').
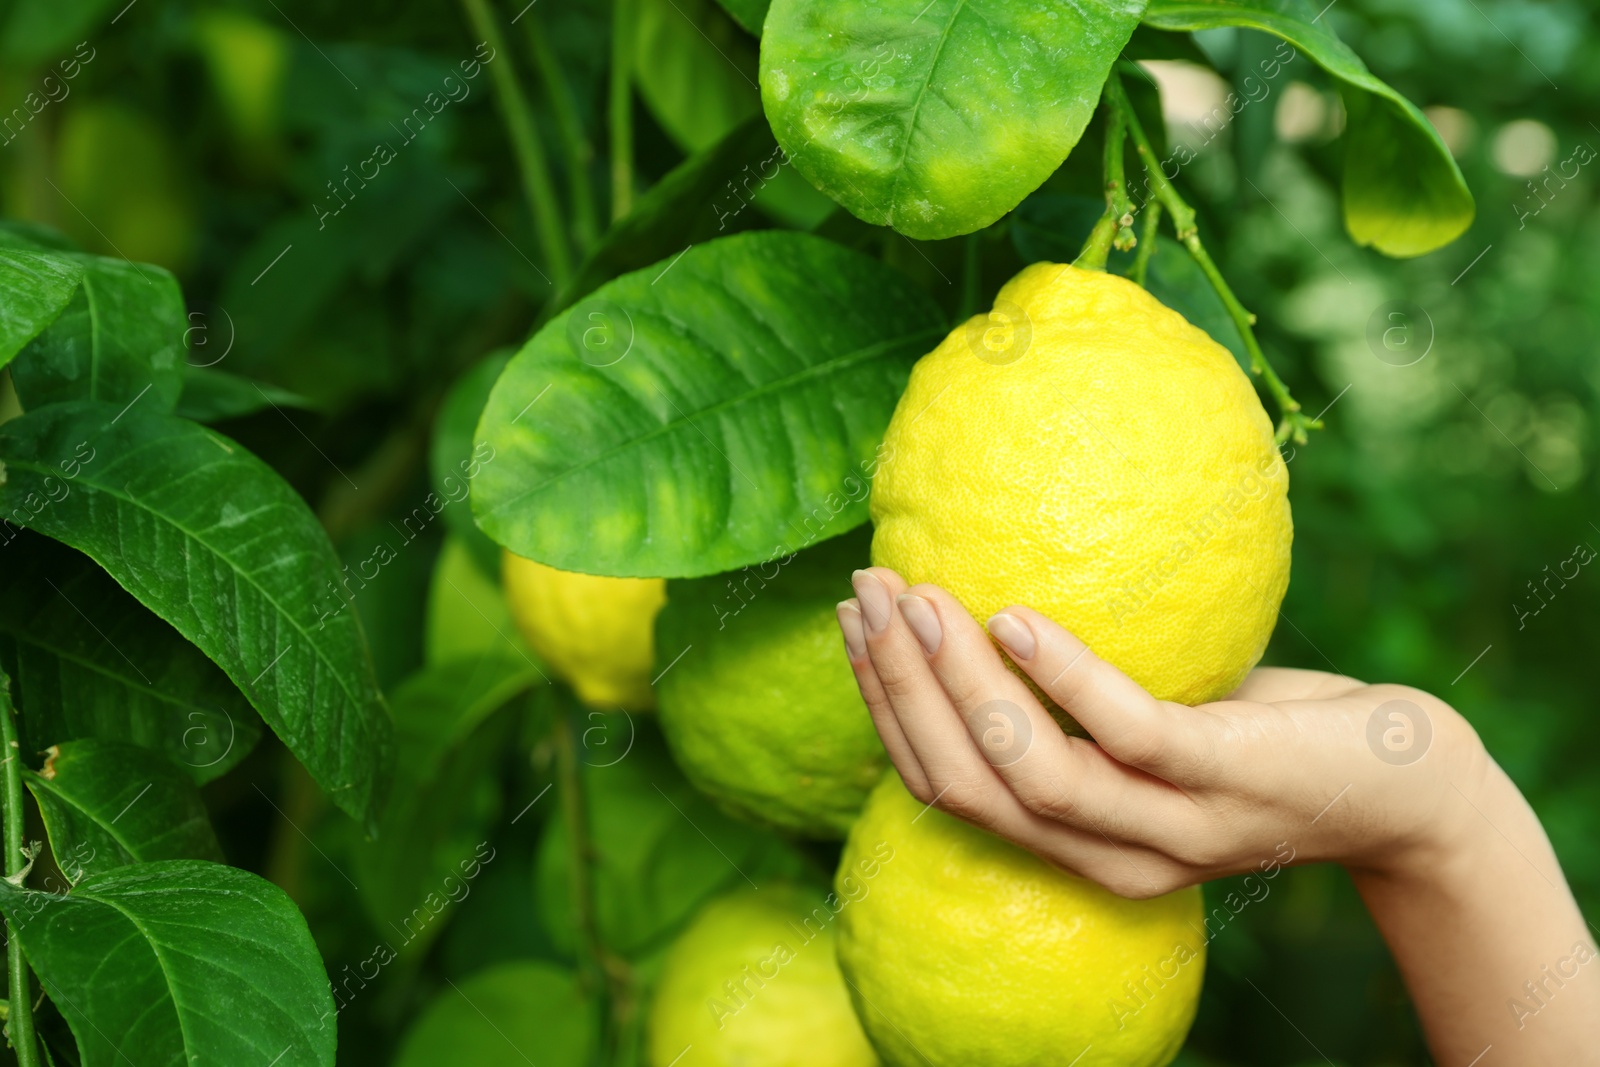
top-left (837, 566), bottom-right (1600, 1065)
top-left (835, 566), bottom-right (1487, 895)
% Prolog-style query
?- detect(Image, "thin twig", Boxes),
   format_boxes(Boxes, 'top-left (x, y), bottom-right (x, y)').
top-left (550, 691), bottom-right (632, 1064)
top-left (1130, 200), bottom-right (1162, 287)
top-left (1105, 69), bottom-right (1319, 445)
top-left (523, 12), bottom-right (601, 251)
top-left (1074, 102), bottom-right (1132, 272)
top-left (608, 0), bottom-right (635, 222)
top-left (959, 232), bottom-right (982, 320)
top-left (0, 669), bottom-right (39, 1067)
top-left (459, 0), bottom-right (574, 288)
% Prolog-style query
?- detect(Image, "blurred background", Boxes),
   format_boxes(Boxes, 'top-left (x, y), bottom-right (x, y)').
top-left (0, 0), bottom-right (1594, 1063)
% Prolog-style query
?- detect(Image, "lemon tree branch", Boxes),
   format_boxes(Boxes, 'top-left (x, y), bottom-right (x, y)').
top-left (1105, 69), bottom-right (1319, 445)
top-left (0, 669), bottom-right (38, 1067)
top-left (550, 693), bottom-right (634, 1065)
top-left (1130, 200), bottom-right (1162, 287)
top-left (459, 0), bottom-right (574, 288)
top-left (1074, 100), bottom-right (1132, 272)
top-left (608, 0), bottom-right (635, 222)
top-left (523, 12), bottom-right (601, 251)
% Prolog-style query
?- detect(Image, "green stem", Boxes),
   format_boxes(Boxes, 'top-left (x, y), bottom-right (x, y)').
top-left (459, 0), bottom-right (574, 289)
top-left (1074, 102), bottom-right (1133, 272)
top-left (1105, 69), bottom-right (1319, 445)
top-left (608, 0), bottom-right (635, 222)
top-left (1130, 200), bottom-right (1162, 288)
top-left (551, 695), bottom-right (632, 1064)
top-left (958, 232), bottom-right (982, 319)
top-left (0, 669), bottom-right (38, 1067)
top-left (523, 13), bottom-right (601, 251)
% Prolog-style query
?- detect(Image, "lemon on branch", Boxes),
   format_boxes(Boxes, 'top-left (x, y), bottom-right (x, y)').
top-left (870, 262), bottom-right (1291, 719)
top-left (502, 551), bottom-right (665, 709)
top-left (655, 531), bottom-right (886, 837)
top-left (649, 884), bottom-right (878, 1067)
top-left (836, 774), bottom-right (1204, 1067)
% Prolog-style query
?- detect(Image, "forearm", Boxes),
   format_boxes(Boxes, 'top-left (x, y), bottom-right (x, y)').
top-left (1350, 761), bottom-right (1600, 1065)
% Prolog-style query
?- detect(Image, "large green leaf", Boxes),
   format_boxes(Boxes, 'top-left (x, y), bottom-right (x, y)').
top-left (0, 5), bottom-right (116, 63)
top-left (0, 249), bottom-right (83, 370)
top-left (0, 402), bottom-right (394, 823)
top-left (559, 116), bottom-right (784, 310)
top-left (0, 221), bottom-right (79, 252)
top-left (24, 739), bottom-right (223, 883)
top-left (714, 0), bottom-right (769, 36)
top-left (394, 962), bottom-right (596, 1067)
top-left (472, 231), bottom-right (944, 578)
top-left (0, 534), bottom-right (259, 783)
top-left (0, 860), bottom-right (335, 1066)
top-left (174, 365), bottom-right (316, 424)
top-left (1141, 0), bottom-right (1474, 257)
top-left (353, 658), bottom-right (537, 947)
top-left (634, 0), bottom-right (761, 153)
top-left (759, 0), bottom-right (1146, 240)
top-left (431, 352), bottom-right (510, 575)
top-left (9, 253), bottom-right (186, 413)
top-left (425, 536), bottom-right (531, 667)
top-left (387, 658), bottom-right (541, 795)
top-left (536, 714), bottom-right (810, 957)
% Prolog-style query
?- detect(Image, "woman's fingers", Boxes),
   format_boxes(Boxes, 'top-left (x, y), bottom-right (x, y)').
top-left (837, 571), bottom-right (1219, 895)
top-left (844, 569), bottom-right (1198, 851)
top-left (837, 598), bottom-right (931, 797)
top-left (987, 807), bottom-right (1196, 900)
top-left (899, 583), bottom-right (1197, 847)
top-left (850, 568), bottom-right (998, 794)
top-left (984, 604), bottom-right (1204, 779)
top-left (848, 568), bottom-right (1097, 853)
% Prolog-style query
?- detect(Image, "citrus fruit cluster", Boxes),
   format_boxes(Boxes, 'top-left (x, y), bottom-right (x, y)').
top-left (503, 263), bottom-right (1291, 1066)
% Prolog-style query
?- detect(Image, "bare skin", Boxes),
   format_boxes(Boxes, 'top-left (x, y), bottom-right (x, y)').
top-left (836, 566), bottom-right (1600, 1066)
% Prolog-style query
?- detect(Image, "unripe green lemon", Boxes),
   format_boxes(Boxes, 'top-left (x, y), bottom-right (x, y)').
top-left (870, 263), bottom-right (1291, 716)
top-left (502, 550), bottom-right (665, 709)
top-left (836, 774), bottom-right (1205, 1067)
top-left (655, 531), bottom-right (886, 837)
top-left (649, 884), bottom-right (879, 1067)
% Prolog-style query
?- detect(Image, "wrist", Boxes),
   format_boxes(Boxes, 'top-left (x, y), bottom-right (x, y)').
top-left (1344, 755), bottom-right (1596, 1066)
top-left (1350, 716), bottom-right (1504, 887)
top-left (1348, 753), bottom-right (1523, 893)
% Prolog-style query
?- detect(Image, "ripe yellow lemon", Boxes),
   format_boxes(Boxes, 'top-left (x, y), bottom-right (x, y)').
top-left (656, 531), bottom-right (887, 837)
top-left (836, 774), bottom-right (1204, 1067)
top-left (870, 262), bottom-right (1291, 715)
top-left (502, 551), bottom-right (665, 709)
top-left (648, 884), bottom-right (879, 1067)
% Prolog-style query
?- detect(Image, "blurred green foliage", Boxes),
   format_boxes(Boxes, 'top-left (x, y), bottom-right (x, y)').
top-left (1, 0), bottom-right (1595, 1063)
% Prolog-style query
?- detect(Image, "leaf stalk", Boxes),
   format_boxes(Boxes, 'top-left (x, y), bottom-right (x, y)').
top-left (1074, 101), bottom-right (1133, 272)
top-left (1104, 69), bottom-right (1319, 445)
top-left (1130, 200), bottom-right (1162, 287)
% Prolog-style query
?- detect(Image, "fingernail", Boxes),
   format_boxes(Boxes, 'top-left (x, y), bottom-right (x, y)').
top-left (987, 613), bottom-right (1036, 660)
top-left (897, 594), bottom-right (942, 656)
top-left (837, 600), bottom-right (867, 659)
top-left (852, 570), bottom-right (892, 634)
